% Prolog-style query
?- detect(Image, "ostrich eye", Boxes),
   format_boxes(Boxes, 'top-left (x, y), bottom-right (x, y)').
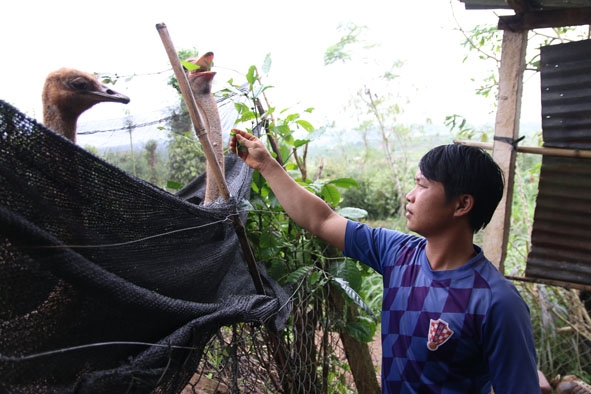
top-left (69, 78), bottom-right (91, 90)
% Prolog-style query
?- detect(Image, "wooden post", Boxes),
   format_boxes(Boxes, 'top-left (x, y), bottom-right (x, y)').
top-left (482, 29), bottom-right (528, 272)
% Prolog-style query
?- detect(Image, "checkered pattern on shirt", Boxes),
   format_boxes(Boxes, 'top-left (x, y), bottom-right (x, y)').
top-left (380, 242), bottom-right (492, 394)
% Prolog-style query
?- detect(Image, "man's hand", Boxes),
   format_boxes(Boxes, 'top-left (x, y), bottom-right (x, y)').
top-left (229, 129), bottom-right (347, 250)
top-left (229, 129), bottom-right (273, 172)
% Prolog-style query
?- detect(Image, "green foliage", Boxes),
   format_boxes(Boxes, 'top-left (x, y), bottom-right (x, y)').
top-left (83, 145), bottom-right (100, 156)
top-left (143, 139), bottom-right (167, 186)
top-left (340, 177), bottom-right (399, 221)
top-left (233, 63), bottom-right (381, 351)
top-left (324, 22), bottom-right (371, 65)
top-left (444, 114), bottom-right (491, 142)
top-left (332, 277), bottom-right (376, 321)
top-left (323, 28), bottom-right (415, 217)
top-left (166, 130), bottom-right (206, 188)
top-left (101, 145), bottom-right (161, 183)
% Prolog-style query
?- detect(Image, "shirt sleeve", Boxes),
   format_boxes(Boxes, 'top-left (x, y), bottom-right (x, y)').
top-left (343, 220), bottom-right (416, 275)
top-left (482, 280), bottom-right (540, 393)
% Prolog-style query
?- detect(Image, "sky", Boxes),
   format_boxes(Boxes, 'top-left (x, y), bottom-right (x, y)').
top-left (0, 0), bottom-right (540, 148)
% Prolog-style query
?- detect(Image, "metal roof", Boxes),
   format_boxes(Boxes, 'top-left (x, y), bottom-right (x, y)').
top-left (459, 0), bottom-right (591, 10)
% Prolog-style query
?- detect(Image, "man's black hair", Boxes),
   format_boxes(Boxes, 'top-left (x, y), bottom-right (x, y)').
top-left (418, 144), bottom-right (504, 233)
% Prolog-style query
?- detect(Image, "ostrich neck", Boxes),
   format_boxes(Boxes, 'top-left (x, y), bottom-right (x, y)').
top-left (194, 92), bottom-right (224, 205)
top-left (43, 104), bottom-right (78, 143)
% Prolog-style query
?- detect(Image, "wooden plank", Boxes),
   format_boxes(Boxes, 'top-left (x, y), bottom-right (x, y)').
top-left (482, 29), bottom-right (528, 272)
top-left (498, 7), bottom-right (591, 31)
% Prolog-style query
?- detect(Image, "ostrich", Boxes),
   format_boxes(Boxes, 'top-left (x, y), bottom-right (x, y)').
top-left (184, 52), bottom-right (224, 205)
top-left (42, 68), bottom-right (130, 143)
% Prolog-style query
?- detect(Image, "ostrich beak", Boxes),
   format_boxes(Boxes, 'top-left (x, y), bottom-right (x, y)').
top-left (85, 84), bottom-right (130, 104)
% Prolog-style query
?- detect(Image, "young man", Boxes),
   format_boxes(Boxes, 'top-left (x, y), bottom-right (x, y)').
top-left (230, 129), bottom-right (539, 393)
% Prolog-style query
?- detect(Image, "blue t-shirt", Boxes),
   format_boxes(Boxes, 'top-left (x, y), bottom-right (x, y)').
top-left (344, 221), bottom-right (539, 394)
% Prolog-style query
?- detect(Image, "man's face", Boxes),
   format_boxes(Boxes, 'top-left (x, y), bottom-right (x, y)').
top-left (404, 171), bottom-right (457, 237)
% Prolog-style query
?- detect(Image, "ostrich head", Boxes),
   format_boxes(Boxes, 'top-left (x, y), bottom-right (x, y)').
top-left (184, 52), bottom-right (216, 95)
top-left (42, 68), bottom-right (130, 142)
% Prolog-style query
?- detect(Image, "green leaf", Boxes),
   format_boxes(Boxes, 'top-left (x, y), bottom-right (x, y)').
top-left (275, 124), bottom-right (291, 136)
top-left (237, 111), bottom-right (257, 122)
top-left (346, 320), bottom-right (375, 343)
top-left (330, 260), bottom-right (363, 291)
top-left (285, 162), bottom-right (299, 171)
top-left (234, 102), bottom-right (250, 114)
top-left (166, 180), bottom-right (183, 190)
top-left (282, 132), bottom-right (295, 146)
top-left (337, 207), bottom-right (368, 220)
top-left (309, 270), bottom-right (322, 286)
top-left (295, 119), bottom-right (315, 132)
top-left (328, 177), bottom-right (359, 188)
top-left (294, 139), bottom-right (310, 148)
top-left (285, 266), bottom-right (314, 284)
top-left (246, 65), bottom-right (257, 84)
top-left (332, 277), bottom-right (376, 321)
top-left (268, 259), bottom-right (288, 281)
top-left (279, 145), bottom-right (291, 162)
top-left (181, 59), bottom-right (199, 71)
top-left (321, 184), bottom-right (341, 206)
top-left (262, 53), bottom-right (272, 74)
top-left (285, 113), bottom-right (299, 122)
top-left (305, 181), bottom-right (322, 194)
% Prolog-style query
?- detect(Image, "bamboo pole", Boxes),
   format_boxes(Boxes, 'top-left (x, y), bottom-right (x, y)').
top-left (505, 275), bottom-right (591, 292)
top-left (156, 23), bottom-right (265, 295)
top-left (156, 23), bottom-right (229, 199)
top-left (454, 139), bottom-right (591, 159)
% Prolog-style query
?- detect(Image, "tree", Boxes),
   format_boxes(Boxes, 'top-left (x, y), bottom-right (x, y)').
top-left (144, 139), bottom-right (166, 187)
top-left (324, 22), bottom-right (415, 216)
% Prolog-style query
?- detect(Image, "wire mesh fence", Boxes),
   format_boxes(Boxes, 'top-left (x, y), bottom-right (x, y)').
top-left (180, 282), bottom-right (378, 394)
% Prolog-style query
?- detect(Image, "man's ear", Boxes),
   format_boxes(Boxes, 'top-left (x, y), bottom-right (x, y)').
top-left (454, 194), bottom-right (474, 218)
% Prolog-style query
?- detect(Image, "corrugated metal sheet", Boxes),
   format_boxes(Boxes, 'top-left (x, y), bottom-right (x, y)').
top-left (459, 0), bottom-right (591, 10)
top-left (526, 40), bottom-right (591, 286)
top-left (540, 40), bottom-right (591, 149)
top-left (526, 156), bottom-right (591, 285)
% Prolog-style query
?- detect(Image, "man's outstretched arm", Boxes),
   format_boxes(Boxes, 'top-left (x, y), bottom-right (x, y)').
top-left (230, 129), bottom-right (348, 251)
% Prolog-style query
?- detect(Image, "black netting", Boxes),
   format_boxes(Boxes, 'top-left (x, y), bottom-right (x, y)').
top-left (0, 99), bottom-right (290, 394)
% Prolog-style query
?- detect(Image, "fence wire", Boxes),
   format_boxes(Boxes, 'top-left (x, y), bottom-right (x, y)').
top-left (180, 282), bottom-right (372, 394)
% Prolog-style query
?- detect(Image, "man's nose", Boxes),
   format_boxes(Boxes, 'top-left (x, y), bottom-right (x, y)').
top-left (405, 189), bottom-right (413, 202)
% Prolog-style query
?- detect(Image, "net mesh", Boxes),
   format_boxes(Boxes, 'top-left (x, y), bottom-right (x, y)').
top-left (0, 99), bottom-right (290, 394)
